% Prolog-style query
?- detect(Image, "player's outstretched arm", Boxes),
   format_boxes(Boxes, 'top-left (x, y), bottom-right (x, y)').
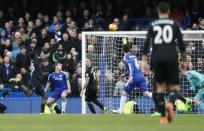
top-left (80, 77), bottom-right (90, 97)
top-left (143, 24), bottom-right (152, 55)
top-left (141, 55), bottom-right (149, 73)
top-left (67, 80), bottom-right (71, 94)
top-left (142, 25), bottom-right (152, 73)
top-left (141, 55), bottom-right (148, 63)
top-left (45, 74), bottom-right (52, 92)
top-left (174, 22), bottom-right (187, 72)
top-left (95, 71), bottom-right (100, 94)
top-left (45, 82), bottom-right (51, 92)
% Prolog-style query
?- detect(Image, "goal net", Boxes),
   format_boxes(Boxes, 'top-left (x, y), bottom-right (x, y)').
top-left (82, 31), bottom-right (204, 114)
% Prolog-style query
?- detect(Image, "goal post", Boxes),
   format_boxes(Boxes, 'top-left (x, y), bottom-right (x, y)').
top-left (82, 31), bottom-right (204, 114)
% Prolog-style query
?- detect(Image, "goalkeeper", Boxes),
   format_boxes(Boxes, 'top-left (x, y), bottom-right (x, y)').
top-left (117, 39), bottom-right (152, 114)
top-left (185, 70), bottom-right (204, 110)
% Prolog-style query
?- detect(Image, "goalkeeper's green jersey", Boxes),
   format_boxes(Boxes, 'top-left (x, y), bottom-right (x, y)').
top-left (186, 70), bottom-right (204, 91)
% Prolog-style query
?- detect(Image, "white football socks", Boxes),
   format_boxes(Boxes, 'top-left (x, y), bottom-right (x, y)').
top-left (119, 95), bottom-right (127, 114)
top-left (62, 99), bottom-right (67, 113)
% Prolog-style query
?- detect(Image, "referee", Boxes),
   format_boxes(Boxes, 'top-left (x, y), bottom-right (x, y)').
top-left (80, 59), bottom-right (108, 114)
top-left (142, 1), bottom-right (187, 124)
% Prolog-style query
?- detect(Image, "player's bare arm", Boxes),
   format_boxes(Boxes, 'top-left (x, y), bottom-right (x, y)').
top-left (80, 77), bottom-right (90, 97)
top-left (95, 71), bottom-right (100, 94)
top-left (45, 82), bottom-right (51, 92)
top-left (67, 80), bottom-right (71, 94)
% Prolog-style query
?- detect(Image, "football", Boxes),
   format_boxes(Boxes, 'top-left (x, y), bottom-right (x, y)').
top-left (109, 23), bottom-right (118, 31)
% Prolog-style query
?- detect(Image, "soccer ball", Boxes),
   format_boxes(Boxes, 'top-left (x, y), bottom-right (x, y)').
top-left (109, 23), bottom-right (118, 31)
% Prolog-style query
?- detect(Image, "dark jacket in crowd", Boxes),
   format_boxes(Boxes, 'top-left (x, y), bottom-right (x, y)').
top-left (63, 57), bottom-right (76, 77)
top-left (52, 49), bottom-right (67, 63)
top-left (70, 74), bottom-right (81, 97)
top-left (15, 53), bottom-right (31, 70)
top-left (0, 63), bottom-right (17, 84)
top-left (32, 59), bottom-right (54, 85)
top-left (119, 20), bottom-right (131, 31)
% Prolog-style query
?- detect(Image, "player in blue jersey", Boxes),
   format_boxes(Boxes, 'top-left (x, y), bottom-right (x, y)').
top-left (45, 63), bottom-right (71, 114)
top-left (118, 40), bottom-right (152, 114)
top-left (185, 70), bottom-right (204, 110)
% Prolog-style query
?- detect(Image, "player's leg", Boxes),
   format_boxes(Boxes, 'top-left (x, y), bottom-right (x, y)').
top-left (119, 91), bottom-right (128, 114)
top-left (34, 85), bottom-right (46, 113)
top-left (166, 62), bottom-right (181, 122)
top-left (87, 102), bottom-right (96, 113)
top-left (20, 85), bottom-right (34, 96)
top-left (150, 64), bottom-right (161, 115)
top-left (9, 75), bottom-right (34, 96)
top-left (119, 82), bottom-right (133, 114)
top-left (10, 75), bottom-right (47, 113)
top-left (135, 76), bottom-right (153, 114)
top-left (166, 84), bottom-right (192, 121)
top-left (93, 99), bottom-right (104, 110)
top-left (88, 89), bottom-right (107, 113)
top-left (156, 82), bottom-right (167, 117)
top-left (61, 90), bottom-right (68, 113)
top-left (166, 62), bottom-right (180, 104)
top-left (23, 76), bottom-right (39, 96)
top-left (85, 90), bottom-right (97, 114)
top-left (168, 85), bottom-right (180, 104)
top-left (41, 97), bottom-right (46, 113)
top-left (29, 77), bottom-right (48, 113)
top-left (46, 97), bottom-right (61, 113)
top-left (137, 75), bottom-right (152, 98)
top-left (47, 89), bottom-right (62, 114)
top-left (167, 84), bottom-right (192, 112)
top-left (167, 64), bottom-right (182, 105)
top-left (153, 62), bottom-right (168, 124)
top-left (168, 86), bottom-right (192, 111)
top-left (151, 78), bottom-right (162, 116)
top-left (93, 99), bottom-right (108, 113)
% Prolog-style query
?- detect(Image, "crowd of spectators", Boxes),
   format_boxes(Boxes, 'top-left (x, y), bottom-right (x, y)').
top-left (0, 0), bottom-right (204, 98)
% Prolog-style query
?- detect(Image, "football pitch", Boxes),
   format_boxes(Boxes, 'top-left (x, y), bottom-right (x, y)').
top-left (0, 114), bottom-right (203, 131)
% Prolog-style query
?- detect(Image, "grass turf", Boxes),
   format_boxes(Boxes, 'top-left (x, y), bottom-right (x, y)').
top-left (0, 114), bottom-right (203, 131)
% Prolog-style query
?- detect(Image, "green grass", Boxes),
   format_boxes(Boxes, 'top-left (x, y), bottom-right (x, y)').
top-left (0, 114), bottom-right (204, 131)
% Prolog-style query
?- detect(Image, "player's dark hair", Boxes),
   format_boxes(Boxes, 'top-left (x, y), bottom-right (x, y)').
top-left (157, 1), bottom-right (170, 14)
top-left (122, 44), bottom-right (130, 53)
top-left (55, 62), bottom-right (62, 67)
top-left (122, 37), bottom-right (130, 53)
